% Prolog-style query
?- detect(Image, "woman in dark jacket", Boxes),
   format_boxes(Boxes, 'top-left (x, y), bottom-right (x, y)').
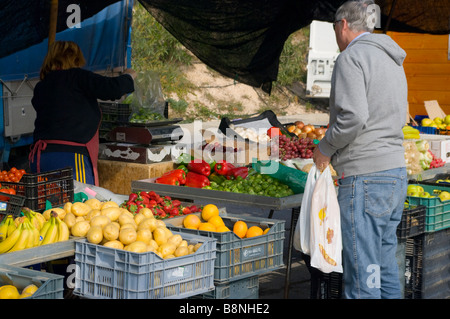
top-left (29, 41), bottom-right (136, 185)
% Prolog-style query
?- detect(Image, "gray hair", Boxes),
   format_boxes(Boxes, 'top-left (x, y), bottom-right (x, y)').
top-left (335, 0), bottom-right (376, 33)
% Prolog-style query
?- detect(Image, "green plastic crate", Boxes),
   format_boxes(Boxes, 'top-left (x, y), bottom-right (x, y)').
top-left (74, 232), bottom-right (216, 299)
top-left (407, 184), bottom-right (450, 232)
top-left (165, 213), bottom-right (285, 282)
top-left (0, 264), bottom-right (64, 299)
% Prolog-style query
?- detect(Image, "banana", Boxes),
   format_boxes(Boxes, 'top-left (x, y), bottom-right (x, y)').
top-left (39, 219), bottom-right (52, 241)
top-left (0, 224), bottom-right (23, 253)
top-left (35, 213), bottom-right (46, 230)
top-left (0, 215), bottom-right (12, 241)
top-left (40, 218), bottom-right (57, 246)
top-left (9, 226), bottom-right (30, 253)
top-left (56, 217), bottom-right (70, 242)
top-left (6, 218), bottom-right (17, 238)
top-left (22, 207), bottom-right (45, 230)
top-left (25, 222), bottom-right (37, 249)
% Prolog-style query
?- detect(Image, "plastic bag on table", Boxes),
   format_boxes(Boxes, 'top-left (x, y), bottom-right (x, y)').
top-left (309, 165), bottom-right (343, 273)
top-left (251, 160), bottom-right (308, 194)
top-left (127, 70), bottom-right (166, 123)
top-left (293, 164), bottom-right (320, 253)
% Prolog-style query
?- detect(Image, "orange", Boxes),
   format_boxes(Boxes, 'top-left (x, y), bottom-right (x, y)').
top-left (183, 214), bottom-right (201, 230)
top-left (198, 222), bottom-right (217, 232)
top-left (263, 227), bottom-right (270, 235)
top-left (233, 221), bottom-right (248, 238)
top-left (201, 204), bottom-right (219, 221)
top-left (216, 225), bottom-right (231, 232)
top-left (208, 215), bottom-right (225, 228)
top-left (246, 226), bottom-right (263, 238)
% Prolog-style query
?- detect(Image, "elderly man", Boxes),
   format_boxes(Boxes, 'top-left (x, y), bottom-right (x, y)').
top-left (313, 0), bottom-right (408, 299)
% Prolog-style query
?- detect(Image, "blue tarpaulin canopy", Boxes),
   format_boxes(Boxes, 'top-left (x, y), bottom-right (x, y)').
top-left (0, 0), bottom-right (132, 80)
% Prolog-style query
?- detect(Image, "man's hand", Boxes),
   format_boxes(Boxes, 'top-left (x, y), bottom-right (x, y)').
top-left (123, 68), bottom-right (137, 80)
top-left (313, 146), bottom-right (331, 172)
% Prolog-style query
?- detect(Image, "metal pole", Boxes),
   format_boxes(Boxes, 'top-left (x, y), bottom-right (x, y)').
top-left (48, 0), bottom-right (59, 49)
top-left (384, 0), bottom-right (398, 34)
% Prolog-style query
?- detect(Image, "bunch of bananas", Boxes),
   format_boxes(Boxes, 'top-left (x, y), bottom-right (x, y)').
top-left (0, 208), bottom-right (70, 254)
top-left (402, 125), bottom-right (420, 139)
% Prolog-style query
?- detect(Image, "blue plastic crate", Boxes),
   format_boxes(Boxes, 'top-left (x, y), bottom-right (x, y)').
top-left (165, 213), bottom-right (285, 282)
top-left (0, 264), bottom-right (64, 299)
top-left (193, 276), bottom-right (259, 299)
top-left (73, 232), bottom-right (216, 299)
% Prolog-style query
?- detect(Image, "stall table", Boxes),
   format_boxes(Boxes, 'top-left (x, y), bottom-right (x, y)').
top-left (131, 179), bottom-right (303, 299)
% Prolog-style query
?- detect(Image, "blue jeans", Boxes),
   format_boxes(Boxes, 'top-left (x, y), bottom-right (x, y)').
top-left (337, 167), bottom-right (407, 299)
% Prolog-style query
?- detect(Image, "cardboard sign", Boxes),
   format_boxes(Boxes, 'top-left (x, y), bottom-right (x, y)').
top-left (425, 100), bottom-right (446, 119)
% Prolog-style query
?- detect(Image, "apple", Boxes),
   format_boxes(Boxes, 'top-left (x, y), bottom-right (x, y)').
top-left (434, 117), bottom-right (443, 125)
top-left (421, 118), bottom-right (433, 126)
top-left (444, 115), bottom-right (450, 125)
top-left (438, 191), bottom-right (450, 201)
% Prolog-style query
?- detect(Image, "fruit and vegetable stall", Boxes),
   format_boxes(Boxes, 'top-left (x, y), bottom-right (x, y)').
top-left (0, 110), bottom-right (449, 300)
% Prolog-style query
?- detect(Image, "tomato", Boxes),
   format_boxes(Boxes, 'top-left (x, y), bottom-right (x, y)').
top-left (267, 126), bottom-right (281, 138)
top-left (0, 188), bottom-right (16, 201)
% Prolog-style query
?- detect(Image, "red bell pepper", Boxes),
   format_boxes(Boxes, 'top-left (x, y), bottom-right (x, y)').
top-left (155, 175), bottom-right (180, 185)
top-left (185, 172), bottom-right (210, 188)
top-left (214, 160), bottom-right (235, 175)
top-left (226, 166), bottom-right (249, 179)
top-left (187, 160), bottom-right (211, 176)
top-left (161, 169), bottom-right (186, 184)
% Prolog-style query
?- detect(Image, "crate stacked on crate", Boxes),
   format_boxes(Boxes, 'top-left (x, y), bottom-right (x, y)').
top-left (0, 167), bottom-right (74, 213)
top-left (0, 193), bottom-right (25, 223)
top-left (405, 228), bottom-right (450, 299)
top-left (404, 178), bottom-right (450, 299)
top-left (73, 232), bottom-right (217, 299)
top-left (0, 264), bottom-right (64, 299)
top-left (99, 102), bottom-right (131, 140)
top-left (164, 212), bottom-right (285, 299)
top-left (407, 183), bottom-right (450, 232)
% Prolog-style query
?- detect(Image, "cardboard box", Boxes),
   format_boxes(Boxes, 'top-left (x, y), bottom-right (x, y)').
top-left (421, 134), bottom-right (450, 162)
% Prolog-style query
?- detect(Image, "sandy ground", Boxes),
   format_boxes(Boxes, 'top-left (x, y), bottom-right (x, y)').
top-left (180, 59), bottom-right (328, 118)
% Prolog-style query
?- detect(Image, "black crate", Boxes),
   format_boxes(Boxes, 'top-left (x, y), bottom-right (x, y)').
top-left (0, 193), bottom-right (25, 223)
top-left (397, 205), bottom-right (426, 239)
top-left (405, 228), bottom-right (450, 299)
top-left (99, 102), bottom-right (131, 123)
top-left (0, 168), bottom-right (74, 212)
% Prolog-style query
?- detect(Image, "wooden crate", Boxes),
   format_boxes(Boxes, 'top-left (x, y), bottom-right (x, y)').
top-left (98, 160), bottom-right (175, 195)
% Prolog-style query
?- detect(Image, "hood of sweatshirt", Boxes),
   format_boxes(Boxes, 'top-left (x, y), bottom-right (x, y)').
top-left (350, 33), bottom-right (406, 66)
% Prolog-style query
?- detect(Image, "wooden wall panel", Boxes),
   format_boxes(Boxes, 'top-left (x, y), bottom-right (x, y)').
top-left (388, 32), bottom-right (450, 118)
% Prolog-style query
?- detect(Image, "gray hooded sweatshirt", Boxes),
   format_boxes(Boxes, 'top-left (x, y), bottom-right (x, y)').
top-left (318, 33), bottom-right (408, 178)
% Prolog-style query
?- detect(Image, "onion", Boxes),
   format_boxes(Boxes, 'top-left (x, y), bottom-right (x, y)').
top-left (307, 132), bottom-right (317, 139)
top-left (302, 125), bottom-right (313, 134)
top-left (295, 121), bottom-right (305, 129)
top-left (314, 127), bottom-right (326, 136)
top-left (287, 125), bottom-right (296, 133)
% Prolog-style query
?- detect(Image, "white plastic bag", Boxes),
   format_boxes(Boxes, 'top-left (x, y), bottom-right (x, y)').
top-left (293, 164), bottom-right (319, 254)
top-left (309, 166), bottom-right (343, 273)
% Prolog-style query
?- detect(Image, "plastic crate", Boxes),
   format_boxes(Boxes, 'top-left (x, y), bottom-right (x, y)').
top-left (404, 228), bottom-right (450, 299)
top-left (0, 167), bottom-right (74, 212)
top-left (397, 205), bottom-right (426, 239)
top-left (99, 102), bottom-right (131, 123)
top-left (0, 264), bottom-right (64, 299)
top-left (74, 232), bottom-right (217, 299)
top-left (406, 184), bottom-right (450, 232)
top-left (0, 193), bottom-right (25, 223)
top-left (165, 213), bottom-right (285, 282)
top-left (192, 276), bottom-right (259, 299)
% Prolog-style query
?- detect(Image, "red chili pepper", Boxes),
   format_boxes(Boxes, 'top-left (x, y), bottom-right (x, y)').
top-left (185, 172), bottom-right (211, 188)
top-left (187, 160), bottom-right (211, 176)
top-left (155, 175), bottom-right (180, 185)
top-left (227, 166), bottom-right (249, 179)
top-left (214, 160), bottom-right (235, 175)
